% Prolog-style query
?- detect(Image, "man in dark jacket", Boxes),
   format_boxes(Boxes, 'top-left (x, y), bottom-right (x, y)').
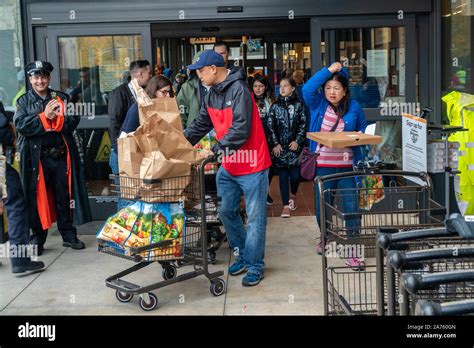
top-left (1, 101), bottom-right (45, 274)
top-left (184, 50), bottom-right (272, 286)
top-left (108, 60), bottom-right (151, 179)
top-left (14, 61), bottom-right (91, 255)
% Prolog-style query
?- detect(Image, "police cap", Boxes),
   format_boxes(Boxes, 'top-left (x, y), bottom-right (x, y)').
top-left (26, 61), bottom-right (54, 76)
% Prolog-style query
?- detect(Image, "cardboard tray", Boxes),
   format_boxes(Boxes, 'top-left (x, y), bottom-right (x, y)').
top-left (307, 132), bottom-right (383, 148)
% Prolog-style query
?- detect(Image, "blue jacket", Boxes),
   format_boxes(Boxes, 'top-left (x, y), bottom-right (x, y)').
top-left (302, 67), bottom-right (368, 165)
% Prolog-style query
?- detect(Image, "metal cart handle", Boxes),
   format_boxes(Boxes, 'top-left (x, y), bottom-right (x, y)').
top-left (415, 299), bottom-right (474, 316)
top-left (199, 155), bottom-right (217, 176)
top-left (388, 247), bottom-right (474, 271)
top-left (402, 270), bottom-right (474, 295)
top-left (315, 168), bottom-right (432, 186)
top-left (377, 227), bottom-right (454, 250)
top-left (446, 213), bottom-right (474, 239)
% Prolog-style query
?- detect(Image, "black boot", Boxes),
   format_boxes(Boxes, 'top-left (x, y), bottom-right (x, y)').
top-left (12, 260), bottom-right (45, 274)
top-left (63, 238), bottom-right (85, 250)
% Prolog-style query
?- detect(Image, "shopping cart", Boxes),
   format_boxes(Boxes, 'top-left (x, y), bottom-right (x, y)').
top-left (376, 213), bottom-right (474, 315)
top-left (415, 298), bottom-right (474, 315)
top-left (401, 267), bottom-right (474, 315)
top-left (317, 161), bottom-right (445, 315)
top-left (201, 173), bottom-right (226, 264)
top-left (386, 243), bottom-right (474, 315)
top-left (97, 156), bottom-right (226, 311)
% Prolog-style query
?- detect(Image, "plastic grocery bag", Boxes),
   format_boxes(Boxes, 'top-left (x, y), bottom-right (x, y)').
top-left (194, 130), bottom-right (218, 175)
top-left (97, 201), bottom-right (186, 261)
top-left (358, 175), bottom-right (385, 210)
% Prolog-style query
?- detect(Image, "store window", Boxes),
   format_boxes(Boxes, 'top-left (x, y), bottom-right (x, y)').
top-left (58, 35), bottom-right (143, 197)
top-left (58, 35), bottom-right (143, 115)
top-left (442, 0), bottom-right (473, 93)
top-left (0, 0), bottom-right (24, 111)
top-left (328, 27), bottom-right (407, 108)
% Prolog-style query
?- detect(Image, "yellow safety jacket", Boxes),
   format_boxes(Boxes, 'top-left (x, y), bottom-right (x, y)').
top-left (442, 91), bottom-right (474, 215)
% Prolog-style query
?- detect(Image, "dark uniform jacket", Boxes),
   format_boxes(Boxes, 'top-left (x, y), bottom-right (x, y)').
top-left (13, 89), bottom-right (91, 231)
top-left (0, 102), bottom-right (14, 149)
top-left (108, 83), bottom-right (135, 151)
top-left (267, 94), bottom-right (307, 168)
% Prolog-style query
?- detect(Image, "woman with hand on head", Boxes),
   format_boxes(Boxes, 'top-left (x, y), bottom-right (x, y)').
top-left (303, 62), bottom-right (367, 271)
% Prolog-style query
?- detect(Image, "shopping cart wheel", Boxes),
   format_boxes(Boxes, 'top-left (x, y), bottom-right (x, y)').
top-left (210, 278), bottom-right (226, 296)
top-left (162, 265), bottom-right (177, 280)
top-left (115, 290), bottom-right (133, 303)
top-left (139, 293), bottom-right (158, 311)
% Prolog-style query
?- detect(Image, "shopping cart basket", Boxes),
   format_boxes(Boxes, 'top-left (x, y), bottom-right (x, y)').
top-left (317, 162), bottom-right (445, 315)
top-left (388, 246), bottom-right (474, 315)
top-left (376, 213), bottom-right (474, 315)
top-left (97, 156), bottom-right (226, 311)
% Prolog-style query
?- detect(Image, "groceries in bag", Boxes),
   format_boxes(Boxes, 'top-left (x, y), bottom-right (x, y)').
top-left (97, 201), bottom-right (186, 260)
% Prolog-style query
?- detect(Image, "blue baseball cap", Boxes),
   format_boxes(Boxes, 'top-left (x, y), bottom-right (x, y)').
top-left (187, 49), bottom-right (225, 70)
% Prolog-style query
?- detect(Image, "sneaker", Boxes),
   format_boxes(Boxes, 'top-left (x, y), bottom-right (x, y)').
top-left (228, 262), bottom-right (247, 276)
top-left (281, 206), bottom-right (291, 218)
top-left (63, 238), bottom-right (86, 250)
top-left (266, 195), bottom-right (274, 206)
top-left (289, 195), bottom-right (297, 211)
top-left (345, 257), bottom-right (366, 271)
top-left (316, 240), bottom-right (324, 255)
top-left (316, 239), bottom-right (333, 255)
top-left (12, 261), bottom-right (45, 275)
top-left (242, 272), bottom-right (264, 286)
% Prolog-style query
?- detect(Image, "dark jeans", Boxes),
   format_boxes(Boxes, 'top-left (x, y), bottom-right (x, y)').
top-left (4, 164), bottom-right (31, 266)
top-left (278, 165), bottom-right (301, 206)
top-left (31, 156), bottom-right (77, 246)
top-left (314, 166), bottom-right (360, 237)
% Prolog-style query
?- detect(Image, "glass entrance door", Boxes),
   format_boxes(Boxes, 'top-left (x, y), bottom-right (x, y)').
top-left (310, 16), bottom-right (418, 169)
top-left (311, 16), bottom-right (418, 121)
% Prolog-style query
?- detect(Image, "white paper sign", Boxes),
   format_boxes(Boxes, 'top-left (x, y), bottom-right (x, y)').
top-left (367, 50), bottom-right (388, 77)
top-left (402, 114), bottom-right (427, 181)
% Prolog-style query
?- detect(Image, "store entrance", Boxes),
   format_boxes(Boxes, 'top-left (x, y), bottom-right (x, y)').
top-left (151, 19), bottom-right (311, 94)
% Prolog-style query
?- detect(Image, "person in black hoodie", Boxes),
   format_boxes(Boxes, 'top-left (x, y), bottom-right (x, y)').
top-left (0, 101), bottom-right (45, 274)
top-left (267, 77), bottom-right (306, 218)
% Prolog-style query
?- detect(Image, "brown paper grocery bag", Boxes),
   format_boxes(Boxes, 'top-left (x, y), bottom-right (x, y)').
top-left (134, 116), bottom-right (202, 164)
top-left (138, 98), bottom-right (183, 131)
top-left (140, 151), bottom-right (191, 180)
top-left (139, 151), bottom-right (191, 202)
top-left (117, 135), bottom-right (143, 176)
top-left (117, 135), bottom-right (143, 199)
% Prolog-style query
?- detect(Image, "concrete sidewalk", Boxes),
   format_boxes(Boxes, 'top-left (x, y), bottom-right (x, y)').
top-left (0, 216), bottom-right (324, 315)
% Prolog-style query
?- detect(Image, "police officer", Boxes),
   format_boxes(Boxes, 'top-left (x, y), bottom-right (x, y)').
top-left (0, 101), bottom-right (45, 274)
top-left (14, 61), bottom-right (91, 255)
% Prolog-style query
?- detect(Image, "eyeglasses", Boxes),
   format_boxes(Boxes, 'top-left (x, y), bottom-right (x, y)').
top-left (159, 89), bottom-right (171, 95)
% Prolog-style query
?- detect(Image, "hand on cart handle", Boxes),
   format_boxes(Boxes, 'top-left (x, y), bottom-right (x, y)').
top-left (200, 150), bottom-right (219, 166)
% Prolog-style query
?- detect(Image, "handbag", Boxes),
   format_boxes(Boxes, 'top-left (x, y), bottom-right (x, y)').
top-left (298, 110), bottom-right (341, 180)
top-left (298, 147), bottom-right (318, 180)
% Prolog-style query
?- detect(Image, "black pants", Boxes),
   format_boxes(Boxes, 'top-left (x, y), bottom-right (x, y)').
top-left (4, 164), bottom-right (31, 266)
top-left (31, 156), bottom-right (77, 246)
top-left (278, 165), bottom-right (301, 206)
